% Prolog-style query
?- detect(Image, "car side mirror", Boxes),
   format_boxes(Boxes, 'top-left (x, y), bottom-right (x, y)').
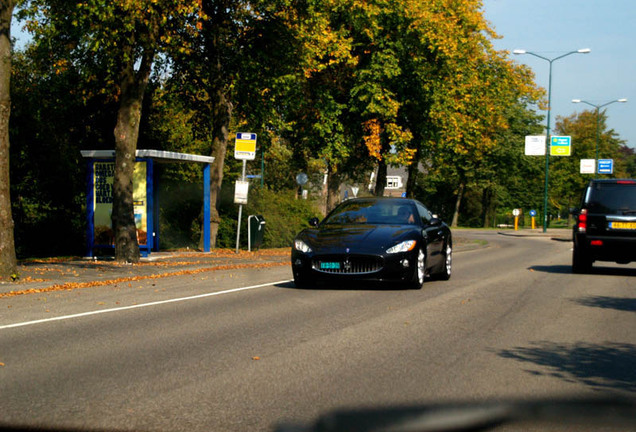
top-left (430, 217), bottom-right (442, 226)
top-left (308, 217), bottom-right (320, 227)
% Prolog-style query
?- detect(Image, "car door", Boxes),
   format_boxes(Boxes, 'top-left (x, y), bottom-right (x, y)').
top-left (415, 202), bottom-right (444, 267)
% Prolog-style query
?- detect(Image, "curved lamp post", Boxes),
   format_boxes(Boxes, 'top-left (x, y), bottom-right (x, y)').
top-left (571, 98), bottom-right (628, 177)
top-left (513, 48), bottom-right (591, 232)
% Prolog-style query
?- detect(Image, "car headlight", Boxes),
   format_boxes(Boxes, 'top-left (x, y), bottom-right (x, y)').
top-left (386, 240), bottom-right (416, 254)
top-left (294, 239), bottom-right (312, 253)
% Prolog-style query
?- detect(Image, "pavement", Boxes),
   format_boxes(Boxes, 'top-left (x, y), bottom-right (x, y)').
top-left (0, 229), bottom-right (571, 297)
top-left (496, 227), bottom-right (572, 240)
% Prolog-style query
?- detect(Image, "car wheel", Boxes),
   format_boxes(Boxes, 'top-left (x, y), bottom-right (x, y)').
top-left (408, 248), bottom-right (426, 289)
top-left (435, 242), bottom-right (452, 281)
top-left (572, 245), bottom-right (592, 274)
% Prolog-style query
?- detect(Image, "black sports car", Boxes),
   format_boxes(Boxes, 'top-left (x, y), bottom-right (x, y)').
top-left (291, 197), bottom-right (452, 289)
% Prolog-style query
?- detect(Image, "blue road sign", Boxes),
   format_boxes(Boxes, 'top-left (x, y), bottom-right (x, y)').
top-left (530, 209), bottom-right (537, 217)
top-left (597, 159), bottom-right (614, 174)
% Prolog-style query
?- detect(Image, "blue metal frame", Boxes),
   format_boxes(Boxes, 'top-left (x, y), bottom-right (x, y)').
top-left (85, 157), bottom-right (212, 256)
top-left (203, 163), bottom-right (211, 252)
top-left (86, 159), bottom-right (95, 257)
top-left (139, 157), bottom-right (151, 257)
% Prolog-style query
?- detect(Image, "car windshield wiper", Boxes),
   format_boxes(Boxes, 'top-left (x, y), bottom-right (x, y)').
top-left (275, 397), bottom-right (636, 432)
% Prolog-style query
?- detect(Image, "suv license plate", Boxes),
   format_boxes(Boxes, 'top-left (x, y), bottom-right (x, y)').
top-left (609, 222), bottom-right (636, 230)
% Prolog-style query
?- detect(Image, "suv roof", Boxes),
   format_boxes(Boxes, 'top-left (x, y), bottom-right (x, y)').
top-left (582, 179), bottom-right (636, 215)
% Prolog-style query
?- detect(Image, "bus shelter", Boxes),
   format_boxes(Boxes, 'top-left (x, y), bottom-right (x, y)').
top-left (81, 150), bottom-right (215, 257)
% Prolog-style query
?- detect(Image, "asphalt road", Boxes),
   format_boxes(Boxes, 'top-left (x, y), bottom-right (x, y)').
top-left (1, 231), bottom-right (635, 431)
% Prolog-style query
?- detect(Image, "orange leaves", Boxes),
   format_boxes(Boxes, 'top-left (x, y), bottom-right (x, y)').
top-left (363, 119), bottom-right (382, 160)
top-left (0, 259), bottom-right (289, 299)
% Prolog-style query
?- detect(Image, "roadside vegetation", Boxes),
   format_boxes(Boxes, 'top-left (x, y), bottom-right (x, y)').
top-left (1, 0), bottom-right (634, 276)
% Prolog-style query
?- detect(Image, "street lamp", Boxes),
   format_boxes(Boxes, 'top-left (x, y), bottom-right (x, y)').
top-left (514, 48), bottom-right (591, 232)
top-left (571, 98), bottom-right (627, 177)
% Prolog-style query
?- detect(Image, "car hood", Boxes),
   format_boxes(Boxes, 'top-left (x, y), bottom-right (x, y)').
top-left (298, 224), bottom-right (417, 254)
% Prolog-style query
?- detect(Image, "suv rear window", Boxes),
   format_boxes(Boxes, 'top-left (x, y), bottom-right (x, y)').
top-left (584, 181), bottom-right (636, 214)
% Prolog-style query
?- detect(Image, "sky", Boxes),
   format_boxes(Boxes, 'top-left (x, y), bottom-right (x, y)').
top-left (482, 0), bottom-right (636, 149)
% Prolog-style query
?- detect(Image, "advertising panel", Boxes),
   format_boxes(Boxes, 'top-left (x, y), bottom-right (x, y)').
top-left (93, 161), bottom-right (147, 246)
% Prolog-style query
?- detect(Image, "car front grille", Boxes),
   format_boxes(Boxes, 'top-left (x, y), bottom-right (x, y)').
top-left (312, 256), bottom-right (383, 275)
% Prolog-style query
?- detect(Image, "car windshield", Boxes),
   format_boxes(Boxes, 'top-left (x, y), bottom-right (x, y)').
top-left (585, 182), bottom-right (636, 214)
top-left (322, 200), bottom-right (416, 225)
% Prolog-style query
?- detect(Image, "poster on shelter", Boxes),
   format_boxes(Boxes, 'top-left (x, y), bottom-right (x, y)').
top-left (93, 161), bottom-right (147, 246)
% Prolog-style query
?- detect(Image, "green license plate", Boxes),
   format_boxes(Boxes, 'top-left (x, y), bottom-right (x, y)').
top-left (320, 262), bottom-right (341, 270)
top-left (609, 222), bottom-right (636, 230)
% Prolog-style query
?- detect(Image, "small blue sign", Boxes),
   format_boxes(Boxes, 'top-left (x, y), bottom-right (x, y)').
top-left (401, 192), bottom-right (407, 198)
top-left (597, 159), bottom-right (614, 174)
top-left (530, 209), bottom-right (537, 217)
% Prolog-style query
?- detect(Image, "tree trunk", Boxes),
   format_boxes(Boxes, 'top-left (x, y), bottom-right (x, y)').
top-left (374, 159), bottom-right (387, 197)
top-left (326, 165), bottom-right (341, 213)
top-left (482, 187), bottom-right (494, 228)
top-left (200, 89), bottom-right (232, 250)
top-left (405, 144), bottom-right (421, 198)
top-left (0, 1), bottom-right (17, 279)
top-left (451, 182), bottom-right (464, 228)
top-left (197, 3), bottom-right (234, 250)
top-left (112, 46), bottom-right (155, 263)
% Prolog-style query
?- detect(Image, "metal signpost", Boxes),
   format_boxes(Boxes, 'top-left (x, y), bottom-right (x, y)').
top-left (550, 136), bottom-right (571, 156)
top-left (525, 135), bottom-right (546, 156)
top-left (597, 159), bottom-right (614, 175)
top-left (512, 208), bottom-right (521, 231)
top-left (580, 159), bottom-right (596, 174)
top-left (234, 133), bottom-right (257, 253)
top-left (529, 209), bottom-right (537, 229)
top-left (296, 173), bottom-right (308, 199)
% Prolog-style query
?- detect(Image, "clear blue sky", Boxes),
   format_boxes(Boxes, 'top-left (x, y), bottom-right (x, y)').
top-left (483, 0), bottom-right (636, 149)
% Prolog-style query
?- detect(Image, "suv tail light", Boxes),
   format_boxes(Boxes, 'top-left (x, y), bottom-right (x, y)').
top-left (577, 209), bottom-right (588, 232)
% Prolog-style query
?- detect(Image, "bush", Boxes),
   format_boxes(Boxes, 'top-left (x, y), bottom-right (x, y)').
top-left (218, 187), bottom-right (322, 249)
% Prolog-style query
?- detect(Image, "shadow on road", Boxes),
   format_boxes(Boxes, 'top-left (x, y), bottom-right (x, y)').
top-left (528, 265), bottom-right (636, 277)
top-left (496, 341), bottom-right (636, 394)
top-left (572, 296), bottom-right (636, 313)
top-left (274, 281), bottom-right (409, 291)
top-left (527, 265), bottom-right (572, 274)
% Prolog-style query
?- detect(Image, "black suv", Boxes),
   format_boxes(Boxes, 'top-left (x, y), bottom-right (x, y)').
top-left (572, 179), bottom-right (636, 273)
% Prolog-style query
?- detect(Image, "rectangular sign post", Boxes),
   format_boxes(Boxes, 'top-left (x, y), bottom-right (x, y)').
top-left (550, 136), bottom-right (571, 156)
top-left (234, 133), bottom-right (257, 160)
top-left (525, 135), bottom-right (546, 156)
top-left (235, 133), bottom-right (257, 253)
top-left (580, 159), bottom-right (595, 174)
top-left (597, 159), bottom-right (614, 174)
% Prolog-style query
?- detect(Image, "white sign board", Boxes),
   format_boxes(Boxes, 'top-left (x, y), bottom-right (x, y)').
top-left (234, 180), bottom-right (249, 204)
top-left (525, 135), bottom-right (546, 156)
top-left (234, 133), bottom-right (257, 160)
top-left (580, 159), bottom-right (595, 174)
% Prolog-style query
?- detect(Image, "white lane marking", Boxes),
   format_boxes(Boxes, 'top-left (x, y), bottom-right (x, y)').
top-left (0, 280), bottom-right (292, 331)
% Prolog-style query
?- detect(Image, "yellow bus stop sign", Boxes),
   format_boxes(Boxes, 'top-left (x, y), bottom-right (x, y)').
top-left (235, 133), bottom-right (257, 160)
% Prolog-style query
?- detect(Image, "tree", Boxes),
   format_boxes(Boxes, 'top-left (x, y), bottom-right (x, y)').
top-left (550, 109), bottom-right (627, 217)
top-left (0, 0), bottom-right (18, 279)
top-left (23, 0), bottom-right (205, 262)
top-left (419, 4), bottom-right (540, 226)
